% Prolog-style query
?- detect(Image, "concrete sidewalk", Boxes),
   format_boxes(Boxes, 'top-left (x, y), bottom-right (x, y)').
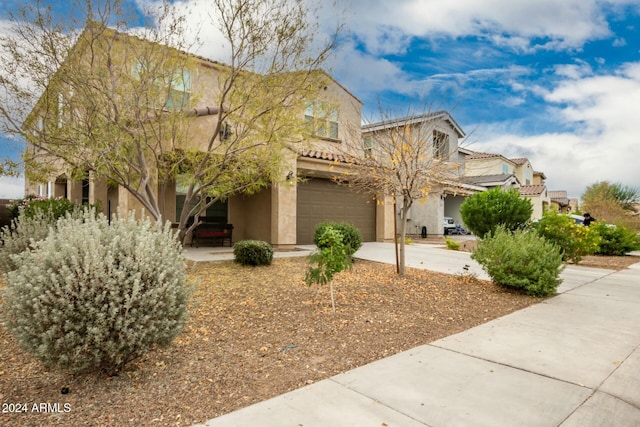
top-left (193, 242), bottom-right (640, 426)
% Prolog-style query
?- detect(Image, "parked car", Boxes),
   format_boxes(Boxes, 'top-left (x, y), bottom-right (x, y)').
top-left (443, 217), bottom-right (457, 235)
top-left (569, 214), bottom-right (584, 225)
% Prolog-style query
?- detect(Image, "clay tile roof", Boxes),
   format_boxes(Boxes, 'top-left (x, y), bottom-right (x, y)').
top-left (299, 150), bottom-right (354, 163)
top-left (465, 152), bottom-right (502, 160)
top-left (510, 157), bottom-right (529, 165)
top-left (519, 184), bottom-right (546, 196)
top-left (548, 190), bottom-right (569, 205)
top-left (548, 190), bottom-right (567, 198)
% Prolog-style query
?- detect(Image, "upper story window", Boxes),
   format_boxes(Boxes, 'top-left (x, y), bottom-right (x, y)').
top-left (305, 100), bottom-right (338, 140)
top-left (133, 61), bottom-right (191, 112)
top-left (502, 164), bottom-right (509, 174)
top-left (433, 130), bottom-right (449, 159)
top-left (165, 70), bottom-right (191, 111)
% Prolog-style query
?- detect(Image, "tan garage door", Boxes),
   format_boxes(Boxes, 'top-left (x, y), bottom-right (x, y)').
top-left (297, 178), bottom-right (376, 244)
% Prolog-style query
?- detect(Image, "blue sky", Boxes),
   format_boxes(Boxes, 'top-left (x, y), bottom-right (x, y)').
top-left (1, 0), bottom-right (640, 199)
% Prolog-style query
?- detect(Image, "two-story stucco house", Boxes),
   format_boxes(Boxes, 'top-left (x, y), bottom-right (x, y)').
top-left (361, 112), bottom-right (484, 237)
top-left (461, 151), bottom-right (551, 220)
top-left (23, 24), bottom-right (394, 248)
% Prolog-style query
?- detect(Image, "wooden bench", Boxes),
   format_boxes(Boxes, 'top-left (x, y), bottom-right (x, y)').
top-left (188, 217), bottom-right (234, 247)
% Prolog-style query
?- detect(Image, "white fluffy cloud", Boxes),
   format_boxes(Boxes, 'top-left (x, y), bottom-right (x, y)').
top-left (340, 0), bottom-right (619, 54)
top-left (472, 61), bottom-right (640, 197)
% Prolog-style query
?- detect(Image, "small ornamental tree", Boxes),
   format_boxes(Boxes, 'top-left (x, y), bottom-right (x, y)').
top-left (2, 211), bottom-right (190, 375)
top-left (305, 226), bottom-right (351, 313)
top-left (460, 187), bottom-right (533, 238)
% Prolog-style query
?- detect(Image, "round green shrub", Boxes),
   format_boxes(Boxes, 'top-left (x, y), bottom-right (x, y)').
top-left (530, 210), bottom-right (600, 263)
top-left (233, 240), bottom-right (274, 266)
top-left (460, 188), bottom-right (533, 238)
top-left (2, 212), bottom-right (189, 375)
top-left (313, 221), bottom-right (363, 256)
top-left (592, 222), bottom-right (640, 256)
top-left (471, 226), bottom-right (564, 297)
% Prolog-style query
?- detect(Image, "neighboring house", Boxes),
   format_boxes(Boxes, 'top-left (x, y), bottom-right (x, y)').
top-left (23, 25), bottom-right (391, 248)
top-left (519, 184), bottom-right (549, 219)
top-left (361, 111), bottom-right (483, 237)
top-left (549, 190), bottom-right (574, 213)
top-left (462, 151), bottom-right (550, 220)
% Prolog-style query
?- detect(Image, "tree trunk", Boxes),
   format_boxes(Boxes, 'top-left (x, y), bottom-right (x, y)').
top-left (398, 199), bottom-right (411, 276)
top-left (329, 280), bottom-right (336, 313)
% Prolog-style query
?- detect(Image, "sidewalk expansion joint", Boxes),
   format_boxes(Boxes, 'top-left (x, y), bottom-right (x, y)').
top-left (428, 344), bottom-right (592, 390)
top-left (327, 378), bottom-right (433, 426)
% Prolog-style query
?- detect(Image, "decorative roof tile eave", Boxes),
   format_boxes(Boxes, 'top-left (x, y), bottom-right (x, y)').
top-left (465, 151), bottom-right (515, 164)
top-left (362, 111), bottom-right (465, 138)
top-left (519, 184), bottom-right (547, 196)
top-left (298, 149), bottom-right (357, 164)
top-left (510, 157), bottom-right (530, 165)
top-left (548, 190), bottom-right (570, 206)
top-left (548, 190), bottom-right (568, 198)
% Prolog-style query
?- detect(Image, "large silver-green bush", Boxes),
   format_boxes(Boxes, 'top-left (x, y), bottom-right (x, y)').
top-left (2, 212), bottom-right (189, 374)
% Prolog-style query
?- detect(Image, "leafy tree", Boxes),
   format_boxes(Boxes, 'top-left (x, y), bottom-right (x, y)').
top-left (0, 0), bottom-right (336, 243)
top-left (581, 181), bottom-right (640, 231)
top-left (460, 187), bottom-right (532, 238)
top-left (339, 108), bottom-right (460, 275)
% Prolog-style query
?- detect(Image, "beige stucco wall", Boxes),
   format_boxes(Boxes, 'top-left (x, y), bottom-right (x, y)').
top-left (514, 161), bottom-right (534, 185)
top-left (229, 189), bottom-right (272, 243)
top-left (465, 157), bottom-right (513, 176)
top-left (526, 189), bottom-right (551, 220)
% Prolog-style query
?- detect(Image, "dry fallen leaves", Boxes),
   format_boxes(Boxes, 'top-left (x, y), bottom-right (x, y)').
top-left (0, 254), bottom-right (634, 426)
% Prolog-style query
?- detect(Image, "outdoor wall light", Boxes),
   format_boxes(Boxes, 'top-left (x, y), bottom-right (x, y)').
top-left (286, 171), bottom-right (294, 180)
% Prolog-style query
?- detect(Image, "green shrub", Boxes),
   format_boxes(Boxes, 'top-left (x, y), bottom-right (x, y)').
top-left (2, 212), bottom-right (189, 375)
top-left (531, 210), bottom-right (600, 263)
top-left (233, 240), bottom-right (274, 266)
top-left (445, 238), bottom-right (460, 250)
top-left (306, 226), bottom-right (352, 312)
top-left (471, 227), bottom-right (564, 297)
top-left (9, 196), bottom-right (77, 220)
top-left (313, 221), bottom-right (363, 256)
top-left (592, 222), bottom-right (640, 256)
top-left (460, 188), bottom-right (533, 238)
